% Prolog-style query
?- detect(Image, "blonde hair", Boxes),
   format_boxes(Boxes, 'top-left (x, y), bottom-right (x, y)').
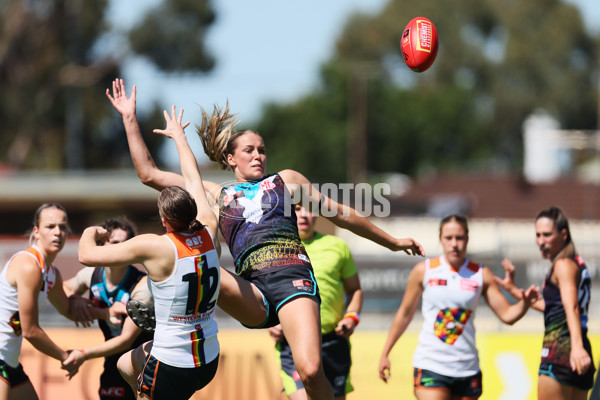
top-left (196, 103), bottom-right (260, 170)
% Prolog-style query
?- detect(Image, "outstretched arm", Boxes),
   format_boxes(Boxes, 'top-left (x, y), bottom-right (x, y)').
top-left (495, 258), bottom-right (545, 312)
top-left (279, 169), bottom-right (424, 256)
top-left (483, 266), bottom-right (539, 325)
top-left (50, 270), bottom-right (127, 326)
top-left (153, 105), bottom-right (219, 238)
top-left (63, 317), bottom-right (143, 367)
top-left (379, 262), bottom-right (424, 383)
top-left (106, 78), bottom-right (184, 191)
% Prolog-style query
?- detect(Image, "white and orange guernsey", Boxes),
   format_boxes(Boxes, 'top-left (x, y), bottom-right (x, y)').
top-left (150, 228), bottom-right (220, 368)
top-left (412, 256), bottom-right (483, 377)
top-left (0, 246), bottom-right (57, 368)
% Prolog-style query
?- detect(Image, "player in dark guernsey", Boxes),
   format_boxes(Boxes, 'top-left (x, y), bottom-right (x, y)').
top-left (498, 207), bottom-right (594, 400)
top-left (107, 78), bottom-right (424, 400)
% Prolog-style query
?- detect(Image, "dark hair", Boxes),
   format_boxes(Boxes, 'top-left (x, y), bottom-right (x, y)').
top-left (29, 203), bottom-right (71, 244)
top-left (439, 214), bottom-right (469, 237)
top-left (535, 206), bottom-right (571, 245)
top-left (102, 216), bottom-right (137, 240)
top-left (157, 186), bottom-right (204, 233)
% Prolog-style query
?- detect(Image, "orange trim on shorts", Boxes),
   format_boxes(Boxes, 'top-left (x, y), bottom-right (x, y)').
top-left (139, 354), bottom-right (153, 399)
top-left (151, 359), bottom-right (160, 399)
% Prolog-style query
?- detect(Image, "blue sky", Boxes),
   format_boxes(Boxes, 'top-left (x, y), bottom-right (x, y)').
top-left (108, 0), bottom-right (600, 166)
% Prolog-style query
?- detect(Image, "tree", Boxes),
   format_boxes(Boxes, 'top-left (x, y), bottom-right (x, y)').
top-left (254, 0), bottom-right (599, 183)
top-left (0, 0), bottom-right (216, 170)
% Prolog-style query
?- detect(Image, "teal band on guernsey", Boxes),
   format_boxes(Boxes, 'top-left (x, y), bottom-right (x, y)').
top-left (218, 174), bottom-right (310, 277)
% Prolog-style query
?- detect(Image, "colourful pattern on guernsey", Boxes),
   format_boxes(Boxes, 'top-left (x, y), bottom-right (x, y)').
top-left (541, 254), bottom-right (592, 368)
top-left (412, 256), bottom-right (483, 377)
top-left (150, 229), bottom-right (220, 368)
top-left (218, 174), bottom-right (310, 277)
top-left (434, 308), bottom-right (472, 345)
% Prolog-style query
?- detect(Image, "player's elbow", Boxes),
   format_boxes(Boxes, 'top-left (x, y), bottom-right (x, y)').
top-left (138, 170), bottom-right (153, 185)
top-left (78, 252), bottom-right (97, 267)
top-left (22, 325), bottom-right (40, 341)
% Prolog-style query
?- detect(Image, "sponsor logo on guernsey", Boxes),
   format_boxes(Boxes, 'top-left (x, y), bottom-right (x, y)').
top-left (428, 278), bottom-right (447, 287)
top-left (185, 234), bottom-right (204, 249)
top-left (171, 310), bottom-right (214, 324)
top-left (260, 179), bottom-right (276, 191)
top-left (99, 386), bottom-right (127, 397)
top-left (460, 278), bottom-right (479, 292)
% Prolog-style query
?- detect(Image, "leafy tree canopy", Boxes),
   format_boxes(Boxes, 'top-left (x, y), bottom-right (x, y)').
top-left (254, 0), bottom-right (598, 183)
top-left (0, 0), bottom-right (216, 170)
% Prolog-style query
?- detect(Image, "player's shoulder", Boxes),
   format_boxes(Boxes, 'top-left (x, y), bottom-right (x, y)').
top-left (314, 232), bottom-right (350, 249)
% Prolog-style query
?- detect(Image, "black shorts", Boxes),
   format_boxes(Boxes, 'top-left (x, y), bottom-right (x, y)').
top-left (414, 368), bottom-right (482, 399)
top-left (539, 362), bottom-right (596, 391)
top-left (100, 356), bottom-right (136, 400)
top-left (137, 353), bottom-right (219, 400)
top-left (0, 360), bottom-right (29, 388)
top-left (276, 331), bottom-right (352, 397)
top-left (245, 266), bottom-right (320, 329)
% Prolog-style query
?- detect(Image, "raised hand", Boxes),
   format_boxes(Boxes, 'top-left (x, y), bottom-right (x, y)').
top-left (521, 284), bottom-right (541, 307)
top-left (106, 78), bottom-right (136, 117)
top-left (153, 105), bottom-right (191, 140)
top-left (495, 258), bottom-right (517, 292)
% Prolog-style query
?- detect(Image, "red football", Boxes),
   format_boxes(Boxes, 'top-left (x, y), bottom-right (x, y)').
top-left (400, 17), bottom-right (439, 72)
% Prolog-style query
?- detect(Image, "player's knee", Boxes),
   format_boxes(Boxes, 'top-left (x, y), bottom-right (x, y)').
top-left (117, 351), bottom-right (135, 382)
top-left (296, 359), bottom-right (321, 386)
